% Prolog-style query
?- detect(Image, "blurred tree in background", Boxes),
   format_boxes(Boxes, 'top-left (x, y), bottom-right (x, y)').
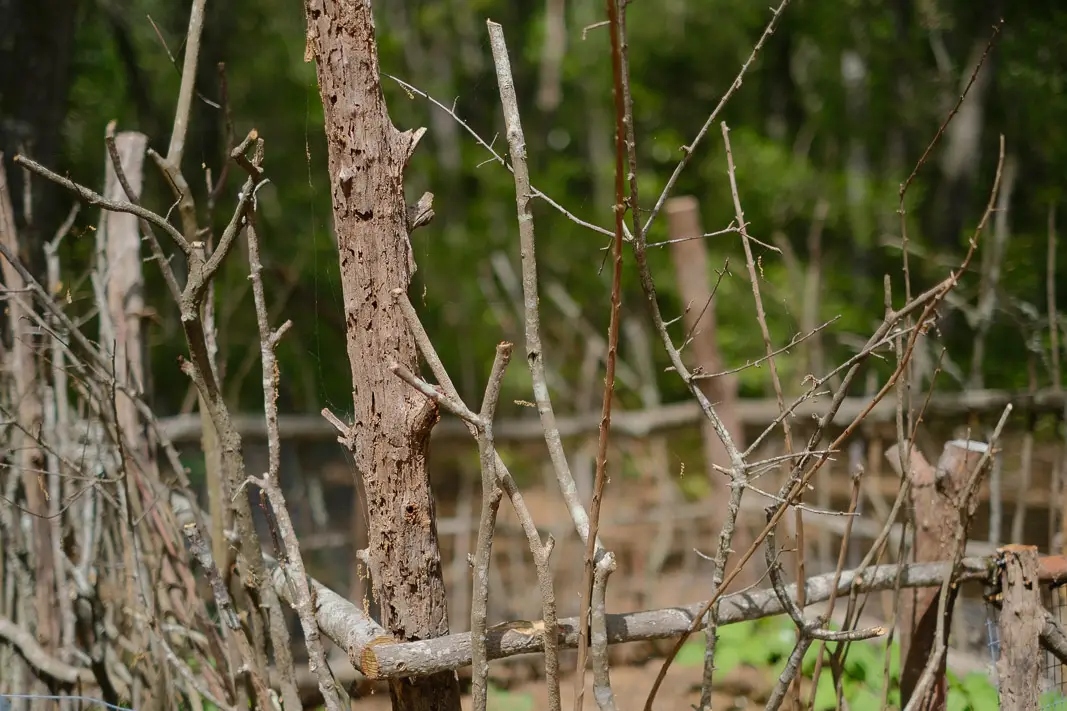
top-left (3, 0), bottom-right (1065, 421)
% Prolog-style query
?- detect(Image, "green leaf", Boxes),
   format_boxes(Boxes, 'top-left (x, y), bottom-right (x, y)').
top-left (847, 686), bottom-right (882, 710)
top-left (946, 687), bottom-right (971, 711)
top-left (812, 672), bottom-right (839, 710)
top-left (487, 685), bottom-right (535, 711)
top-left (960, 672), bottom-right (1000, 711)
top-left (842, 642), bottom-right (883, 683)
top-left (676, 639), bottom-right (707, 668)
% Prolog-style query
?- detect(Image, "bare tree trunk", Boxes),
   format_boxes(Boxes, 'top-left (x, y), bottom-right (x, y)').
top-left (304, 3), bottom-right (461, 710)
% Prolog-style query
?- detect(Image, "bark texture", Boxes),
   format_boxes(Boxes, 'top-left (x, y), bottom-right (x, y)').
top-left (303, 2), bottom-right (460, 709)
top-left (886, 440), bottom-right (989, 710)
top-left (996, 545), bottom-right (1041, 711)
top-left (0, 156), bottom-right (55, 661)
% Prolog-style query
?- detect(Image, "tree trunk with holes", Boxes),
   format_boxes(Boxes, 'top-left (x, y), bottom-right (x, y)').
top-left (303, 2), bottom-right (461, 710)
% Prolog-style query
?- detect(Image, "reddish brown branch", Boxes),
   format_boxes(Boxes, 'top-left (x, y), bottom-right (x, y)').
top-left (573, 0), bottom-right (628, 706)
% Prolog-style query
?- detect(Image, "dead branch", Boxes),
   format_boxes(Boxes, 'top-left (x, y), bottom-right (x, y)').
top-left (43, 203), bottom-right (79, 663)
top-left (0, 154), bottom-right (56, 696)
top-left (393, 288), bottom-right (563, 711)
top-left (241, 141), bottom-right (345, 711)
top-left (590, 552), bottom-right (618, 711)
top-left (182, 520), bottom-right (271, 706)
top-left (0, 615), bottom-right (99, 687)
top-left (1042, 609), bottom-right (1067, 666)
top-left (487, 19), bottom-right (602, 558)
top-left (761, 512), bottom-right (884, 710)
top-left (469, 343), bottom-right (511, 711)
top-left (15, 155), bottom-right (188, 254)
top-left (806, 462), bottom-right (864, 703)
top-left (640, 0), bottom-right (791, 237)
top-left (648, 129), bottom-right (1007, 706)
top-left (301, 554), bottom-right (1058, 680)
top-left (573, 0), bottom-right (629, 702)
top-left (721, 113), bottom-right (803, 605)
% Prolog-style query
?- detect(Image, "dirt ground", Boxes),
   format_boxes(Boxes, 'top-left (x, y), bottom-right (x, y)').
top-left (347, 658), bottom-right (772, 710)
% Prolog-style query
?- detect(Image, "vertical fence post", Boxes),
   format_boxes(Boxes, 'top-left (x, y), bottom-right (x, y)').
top-left (996, 544), bottom-right (1042, 710)
top-left (886, 438), bottom-right (991, 710)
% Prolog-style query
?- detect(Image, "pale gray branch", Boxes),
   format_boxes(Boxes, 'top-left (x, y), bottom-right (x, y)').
top-left (487, 19), bottom-right (601, 557)
top-left (353, 557), bottom-right (1002, 679)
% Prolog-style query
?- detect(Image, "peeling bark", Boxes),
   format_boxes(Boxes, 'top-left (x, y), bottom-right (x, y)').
top-left (303, 2), bottom-right (460, 709)
top-left (996, 545), bottom-right (1041, 711)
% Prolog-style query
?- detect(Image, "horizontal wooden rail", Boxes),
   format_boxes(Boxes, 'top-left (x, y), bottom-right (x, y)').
top-left (159, 388), bottom-right (1067, 444)
top-left (269, 551), bottom-right (1067, 680)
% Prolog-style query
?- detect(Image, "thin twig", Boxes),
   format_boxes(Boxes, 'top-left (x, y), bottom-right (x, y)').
top-left (830, 351), bottom-right (946, 706)
top-left (166, 0), bottom-right (207, 168)
top-left (590, 552), bottom-right (619, 711)
top-left (806, 464), bottom-right (864, 705)
top-left (487, 20), bottom-right (601, 555)
top-left (692, 319), bottom-right (839, 380)
top-left (181, 521), bottom-right (271, 706)
top-left (763, 520), bottom-right (885, 644)
top-left (641, 0), bottom-right (790, 238)
top-left (384, 74), bottom-right (613, 239)
top-left (762, 520), bottom-right (884, 710)
top-left (898, 18), bottom-right (1002, 312)
top-left (722, 120), bottom-right (804, 706)
top-left (14, 155), bottom-right (190, 257)
top-left (574, 0), bottom-right (628, 705)
top-left (628, 15), bottom-right (780, 711)
top-left (470, 343), bottom-right (512, 711)
top-left (243, 162), bottom-right (346, 710)
top-left (645, 224), bottom-right (739, 249)
top-left (645, 143), bottom-right (1003, 704)
top-left (897, 20), bottom-right (1003, 202)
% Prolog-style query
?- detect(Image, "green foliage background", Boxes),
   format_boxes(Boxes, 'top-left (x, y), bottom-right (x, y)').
top-left (26, 0), bottom-right (1067, 418)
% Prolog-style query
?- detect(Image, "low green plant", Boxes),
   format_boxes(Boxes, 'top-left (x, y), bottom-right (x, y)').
top-left (487, 683), bottom-right (535, 711)
top-left (677, 616), bottom-right (1006, 710)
